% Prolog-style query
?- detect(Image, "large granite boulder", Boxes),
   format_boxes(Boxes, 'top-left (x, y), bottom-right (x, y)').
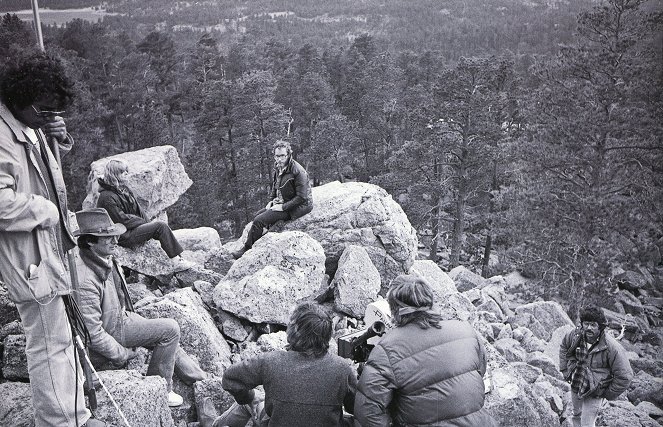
top-left (1, 334), bottom-right (27, 380)
top-left (82, 145), bottom-right (192, 218)
top-left (544, 325), bottom-right (576, 369)
top-left (113, 239), bottom-right (198, 277)
top-left (449, 265), bottom-right (489, 292)
top-left (214, 231), bottom-right (326, 325)
top-left (407, 260), bottom-right (477, 321)
top-left (598, 400), bottom-right (660, 427)
top-left (0, 282), bottom-right (19, 327)
top-left (511, 301), bottom-right (575, 341)
top-left (627, 370), bottom-right (663, 407)
top-left (0, 382), bottom-right (33, 426)
top-left (136, 288), bottom-right (232, 376)
top-left (409, 260), bottom-right (457, 300)
top-left (94, 370), bottom-right (174, 427)
top-left (483, 342), bottom-right (559, 426)
top-left (272, 181), bottom-right (418, 285)
top-left (332, 245), bottom-right (381, 318)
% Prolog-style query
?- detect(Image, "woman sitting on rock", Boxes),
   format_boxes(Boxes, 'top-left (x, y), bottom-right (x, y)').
top-left (96, 159), bottom-right (194, 270)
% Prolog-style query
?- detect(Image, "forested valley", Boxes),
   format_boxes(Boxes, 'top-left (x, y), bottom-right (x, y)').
top-left (0, 0), bottom-right (661, 312)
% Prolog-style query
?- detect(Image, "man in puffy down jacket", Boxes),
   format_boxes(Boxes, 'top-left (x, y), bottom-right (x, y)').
top-left (559, 307), bottom-right (633, 427)
top-left (355, 274), bottom-right (497, 427)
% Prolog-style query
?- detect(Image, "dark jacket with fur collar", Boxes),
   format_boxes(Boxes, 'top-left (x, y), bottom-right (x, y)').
top-left (270, 156), bottom-right (313, 220)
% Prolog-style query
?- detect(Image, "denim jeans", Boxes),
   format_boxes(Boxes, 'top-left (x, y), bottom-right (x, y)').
top-left (15, 296), bottom-right (90, 427)
top-left (120, 312), bottom-right (180, 390)
top-left (571, 392), bottom-right (605, 427)
top-left (119, 221), bottom-right (184, 258)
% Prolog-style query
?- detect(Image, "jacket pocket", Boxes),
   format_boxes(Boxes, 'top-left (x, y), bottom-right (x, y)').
top-left (26, 260), bottom-right (59, 302)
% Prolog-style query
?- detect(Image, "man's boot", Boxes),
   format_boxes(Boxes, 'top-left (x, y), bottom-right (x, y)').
top-left (82, 418), bottom-right (106, 426)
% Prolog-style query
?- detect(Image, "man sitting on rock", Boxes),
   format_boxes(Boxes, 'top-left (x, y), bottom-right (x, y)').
top-left (232, 140), bottom-right (313, 259)
top-left (197, 301), bottom-right (356, 427)
top-left (559, 306), bottom-right (633, 427)
top-left (73, 208), bottom-right (208, 407)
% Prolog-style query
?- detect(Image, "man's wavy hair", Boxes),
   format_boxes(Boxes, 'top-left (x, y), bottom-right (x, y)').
top-left (0, 52), bottom-right (74, 110)
top-left (388, 274), bottom-right (442, 329)
top-left (286, 301), bottom-right (332, 358)
top-left (273, 139), bottom-right (292, 155)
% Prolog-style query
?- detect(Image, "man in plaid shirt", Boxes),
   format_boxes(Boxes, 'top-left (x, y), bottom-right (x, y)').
top-left (559, 307), bottom-right (633, 427)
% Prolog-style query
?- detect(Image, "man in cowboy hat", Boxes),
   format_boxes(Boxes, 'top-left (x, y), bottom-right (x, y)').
top-left (73, 208), bottom-right (208, 407)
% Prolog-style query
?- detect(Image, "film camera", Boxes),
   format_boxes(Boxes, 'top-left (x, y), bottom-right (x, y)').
top-left (338, 300), bottom-right (392, 363)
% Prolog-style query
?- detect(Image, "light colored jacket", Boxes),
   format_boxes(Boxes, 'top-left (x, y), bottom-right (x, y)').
top-left (75, 248), bottom-right (133, 363)
top-left (355, 320), bottom-right (497, 427)
top-left (0, 101), bottom-right (75, 303)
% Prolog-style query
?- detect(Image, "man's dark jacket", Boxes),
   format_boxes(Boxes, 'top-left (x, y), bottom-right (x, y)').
top-left (270, 157), bottom-right (313, 220)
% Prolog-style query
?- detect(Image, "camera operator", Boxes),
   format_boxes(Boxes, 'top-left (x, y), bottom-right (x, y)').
top-left (354, 274), bottom-right (497, 427)
top-left (197, 301), bottom-right (356, 427)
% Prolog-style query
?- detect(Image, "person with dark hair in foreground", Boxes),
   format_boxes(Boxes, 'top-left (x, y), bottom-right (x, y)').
top-left (560, 306), bottom-right (633, 427)
top-left (354, 274), bottom-right (497, 427)
top-left (73, 208), bottom-right (208, 408)
top-left (0, 52), bottom-right (102, 426)
top-left (197, 301), bottom-right (356, 427)
top-left (232, 140), bottom-right (313, 259)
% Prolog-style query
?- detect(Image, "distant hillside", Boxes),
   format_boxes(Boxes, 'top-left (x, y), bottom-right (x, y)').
top-left (0, 0), bottom-right (599, 56)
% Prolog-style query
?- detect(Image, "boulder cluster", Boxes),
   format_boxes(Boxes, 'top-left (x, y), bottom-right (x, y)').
top-left (1, 146), bottom-right (661, 426)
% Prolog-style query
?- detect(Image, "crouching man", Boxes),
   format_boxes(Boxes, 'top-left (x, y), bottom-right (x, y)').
top-left (198, 302), bottom-right (356, 427)
top-left (73, 208), bottom-right (208, 407)
top-left (560, 307), bottom-right (633, 427)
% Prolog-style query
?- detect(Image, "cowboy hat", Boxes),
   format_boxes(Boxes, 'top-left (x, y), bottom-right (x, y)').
top-left (73, 208), bottom-right (126, 237)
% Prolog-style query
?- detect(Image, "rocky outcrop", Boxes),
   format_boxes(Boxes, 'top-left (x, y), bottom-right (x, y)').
top-left (449, 265), bottom-right (489, 292)
top-left (627, 370), bottom-right (663, 407)
top-left (483, 342), bottom-right (560, 426)
top-left (271, 181), bottom-right (418, 286)
top-left (214, 231), bottom-right (326, 325)
top-left (332, 245), bottom-right (381, 318)
top-left (1, 334), bottom-right (27, 380)
top-left (136, 288), bottom-right (232, 376)
top-left (407, 260), bottom-right (477, 321)
top-left (83, 145), bottom-right (192, 218)
top-left (409, 260), bottom-right (457, 299)
top-left (511, 301), bottom-right (575, 341)
top-left (0, 283), bottom-right (19, 327)
top-left (93, 370), bottom-right (174, 427)
top-left (0, 382), bottom-right (33, 427)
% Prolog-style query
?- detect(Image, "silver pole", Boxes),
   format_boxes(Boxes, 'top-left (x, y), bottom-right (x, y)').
top-left (30, 0), bottom-right (45, 52)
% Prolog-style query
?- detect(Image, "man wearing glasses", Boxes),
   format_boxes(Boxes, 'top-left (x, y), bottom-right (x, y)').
top-left (232, 139), bottom-right (313, 259)
top-left (0, 52), bottom-right (102, 426)
top-left (559, 307), bottom-right (633, 427)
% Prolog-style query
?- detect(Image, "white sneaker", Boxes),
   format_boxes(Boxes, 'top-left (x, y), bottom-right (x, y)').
top-left (168, 391), bottom-right (184, 407)
top-left (172, 257), bottom-right (196, 272)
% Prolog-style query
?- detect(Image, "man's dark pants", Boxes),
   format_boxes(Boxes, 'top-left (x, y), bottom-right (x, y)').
top-left (245, 209), bottom-right (290, 249)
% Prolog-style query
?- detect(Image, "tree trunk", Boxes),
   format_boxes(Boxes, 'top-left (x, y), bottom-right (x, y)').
top-left (482, 160), bottom-right (498, 277)
top-left (450, 149), bottom-right (467, 268)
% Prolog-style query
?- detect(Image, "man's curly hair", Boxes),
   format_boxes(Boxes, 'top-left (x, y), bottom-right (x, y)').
top-left (0, 52), bottom-right (74, 110)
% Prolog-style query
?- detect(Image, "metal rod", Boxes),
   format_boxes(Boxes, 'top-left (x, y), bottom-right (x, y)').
top-left (30, 0), bottom-right (45, 52)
